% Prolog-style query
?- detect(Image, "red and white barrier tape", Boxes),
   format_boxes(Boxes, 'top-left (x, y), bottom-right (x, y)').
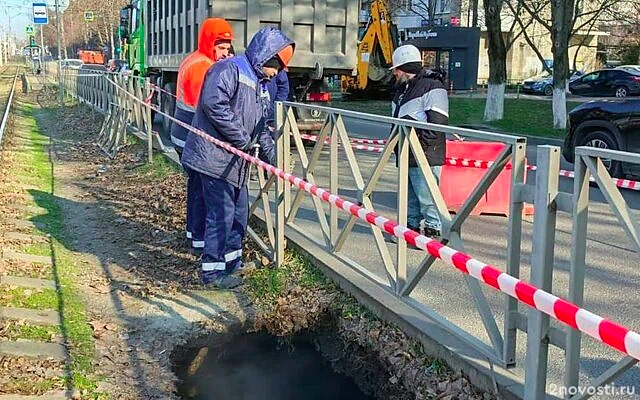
top-left (144, 89), bottom-right (154, 104)
top-left (351, 137), bottom-right (388, 145)
top-left (301, 133), bottom-right (640, 192)
top-left (301, 133), bottom-right (388, 145)
top-left (299, 133), bottom-right (385, 153)
top-left (105, 76), bottom-right (640, 362)
top-left (149, 83), bottom-right (178, 100)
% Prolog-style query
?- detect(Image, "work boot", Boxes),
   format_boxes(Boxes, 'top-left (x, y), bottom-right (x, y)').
top-left (202, 271), bottom-right (243, 289)
top-left (423, 226), bottom-right (441, 239)
top-left (231, 261), bottom-right (257, 277)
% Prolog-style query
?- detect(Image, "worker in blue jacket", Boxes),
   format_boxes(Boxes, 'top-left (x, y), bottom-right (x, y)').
top-left (181, 27), bottom-right (295, 288)
top-left (265, 70), bottom-right (289, 135)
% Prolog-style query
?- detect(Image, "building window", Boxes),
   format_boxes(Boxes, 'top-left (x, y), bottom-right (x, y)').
top-left (400, 0), bottom-right (412, 10)
top-left (410, 0), bottom-right (450, 15)
top-left (436, 0), bottom-right (450, 14)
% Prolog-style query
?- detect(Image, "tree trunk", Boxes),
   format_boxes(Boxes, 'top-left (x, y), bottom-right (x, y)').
top-left (472, 0), bottom-right (479, 27)
top-left (61, 15), bottom-right (68, 59)
top-left (109, 23), bottom-right (115, 59)
top-left (483, 0), bottom-right (507, 121)
top-left (551, 0), bottom-right (575, 129)
top-left (485, 83), bottom-right (506, 121)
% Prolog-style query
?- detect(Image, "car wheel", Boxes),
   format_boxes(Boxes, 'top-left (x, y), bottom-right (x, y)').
top-left (580, 130), bottom-right (623, 177)
top-left (544, 85), bottom-right (553, 96)
top-left (615, 86), bottom-right (628, 98)
top-left (161, 82), bottom-right (176, 135)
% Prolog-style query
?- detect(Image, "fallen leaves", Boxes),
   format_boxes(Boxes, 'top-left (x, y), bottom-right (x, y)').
top-left (0, 355), bottom-right (65, 395)
top-left (90, 320), bottom-right (118, 339)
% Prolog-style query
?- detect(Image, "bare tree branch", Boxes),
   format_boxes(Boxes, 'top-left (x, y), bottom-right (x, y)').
top-left (517, 0), bottom-right (552, 32)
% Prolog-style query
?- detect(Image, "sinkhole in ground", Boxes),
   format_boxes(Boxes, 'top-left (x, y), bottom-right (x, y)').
top-left (173, 330), bottom-right (377, 400)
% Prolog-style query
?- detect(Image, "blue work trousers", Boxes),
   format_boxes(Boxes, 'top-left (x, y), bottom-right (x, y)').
top-left (200, 174), bottom-right (248, 281)
top-left (185, 166), bottom-right (205, 247)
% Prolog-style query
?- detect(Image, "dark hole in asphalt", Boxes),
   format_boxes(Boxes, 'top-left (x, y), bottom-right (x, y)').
top-left (174, 331), bottom-right (373, 400)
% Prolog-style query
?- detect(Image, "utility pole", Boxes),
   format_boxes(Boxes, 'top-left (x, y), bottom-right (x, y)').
top-left (55, 0), bottom-right (62, 103)
top-left (40, 25), bottom-right (45, 80)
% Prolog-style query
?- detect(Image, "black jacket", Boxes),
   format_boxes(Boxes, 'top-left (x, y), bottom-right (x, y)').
top-left (392, 69), bottom-right (449, 167)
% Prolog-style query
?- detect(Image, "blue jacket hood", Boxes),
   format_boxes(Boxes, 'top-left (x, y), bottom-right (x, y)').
top-left (245, 27), bottom-right (295, 78)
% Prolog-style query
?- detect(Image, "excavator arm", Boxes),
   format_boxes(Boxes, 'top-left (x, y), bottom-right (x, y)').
top-left (348, 0), bottom-right (397, 91)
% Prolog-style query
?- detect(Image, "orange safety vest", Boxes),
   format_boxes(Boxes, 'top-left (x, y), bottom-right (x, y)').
top-left (176, 18), bottom-right (233, 112)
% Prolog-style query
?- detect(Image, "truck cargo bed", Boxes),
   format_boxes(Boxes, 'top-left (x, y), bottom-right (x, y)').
top-left (146, 0), bottom-right (359, 74)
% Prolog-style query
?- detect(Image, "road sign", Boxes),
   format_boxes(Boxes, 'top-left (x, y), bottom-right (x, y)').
top-left (48, 0), bottom-right (69, 13)
top-left (33, 2), bottom-right (48, 24)
top-left (84, 11), bottom-right (95, 22)
top-left (25, 25), bottom-right (35, 35)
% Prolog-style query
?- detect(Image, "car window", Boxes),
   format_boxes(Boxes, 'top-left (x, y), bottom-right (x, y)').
top-left (582, 72), bottom-right (601, 82)
top-left (605, 70), bottom-right (623, 79)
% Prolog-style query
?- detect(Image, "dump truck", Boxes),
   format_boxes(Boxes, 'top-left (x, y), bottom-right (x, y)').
top-left (77, 50), bottom-right (106, 65)
top-left (118, 0), bottom-right (360, 133)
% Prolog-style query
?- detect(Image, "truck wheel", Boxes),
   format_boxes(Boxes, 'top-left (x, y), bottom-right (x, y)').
top-left (581, 130), bottom-right (623, 177)
top-left (161, 82), bottom-right (176, 134)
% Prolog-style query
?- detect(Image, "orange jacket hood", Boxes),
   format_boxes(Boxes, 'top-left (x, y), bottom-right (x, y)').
top-left (198, 18), bottom-right (233, 61)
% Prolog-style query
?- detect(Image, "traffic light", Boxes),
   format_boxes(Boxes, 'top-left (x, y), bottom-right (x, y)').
top-left (29, 35), bottom-right (37, 48)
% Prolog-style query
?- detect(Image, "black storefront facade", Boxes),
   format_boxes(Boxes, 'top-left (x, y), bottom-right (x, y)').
top-left (402, 27), bottom-right (480, 91)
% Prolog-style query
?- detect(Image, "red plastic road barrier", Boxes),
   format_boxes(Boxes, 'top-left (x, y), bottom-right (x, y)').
top-left (441, 141), bottom-right (534, 216)
top-left (108, 77), bottom-right (640, 363)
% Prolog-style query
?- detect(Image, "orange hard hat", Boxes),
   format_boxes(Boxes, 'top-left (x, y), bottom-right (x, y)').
top-left (276, 45), bottom-right (294, 71)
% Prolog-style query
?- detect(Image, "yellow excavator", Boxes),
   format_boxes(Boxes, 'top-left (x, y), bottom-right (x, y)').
top-left (341, 0), bottom-right (398, 97)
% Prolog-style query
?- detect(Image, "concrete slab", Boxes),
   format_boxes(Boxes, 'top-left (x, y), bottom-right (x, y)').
top-left (2, 249), bottom-right (52, 265)
top-left (0, 392), bottom-right (69, 400)
top-left (0, 340), bottom-right (66, 360)
top-left (8, 205), bottom-right (47, 214)
top-left (0, 276), bottom-right (56, 290)
top-left (3, 232), bottom-right (49, 244)
top-left (1, 306), bottom-right (60, 326)
top-left (3, 218), bottom-right (38, 230)
top-left (9, 184), bottom-right (41, 191)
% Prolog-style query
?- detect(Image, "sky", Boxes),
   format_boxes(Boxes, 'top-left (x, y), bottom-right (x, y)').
top-left (0, 0), bottom-right (61, 37)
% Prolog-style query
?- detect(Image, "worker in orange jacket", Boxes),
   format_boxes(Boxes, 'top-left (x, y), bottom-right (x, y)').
top-left (170, 18), bottom-right (233, 250)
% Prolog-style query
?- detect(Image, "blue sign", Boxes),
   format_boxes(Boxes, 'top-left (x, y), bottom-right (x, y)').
top-left (33, 3), bottom-right (48, 24)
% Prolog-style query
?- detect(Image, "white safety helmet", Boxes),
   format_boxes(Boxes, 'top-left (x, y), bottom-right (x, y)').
top-left (389, 45), bottom-right (422, 70)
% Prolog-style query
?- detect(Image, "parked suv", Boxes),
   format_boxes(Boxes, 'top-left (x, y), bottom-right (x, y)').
top-left (569, 69), bottom-right (640, 98)
top-left (562, 99), bottom-right (640, 177)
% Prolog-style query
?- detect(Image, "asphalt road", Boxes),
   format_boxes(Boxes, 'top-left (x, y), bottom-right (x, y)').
top-left (275, 115), bottom-right (640, 398)
top-left (155, 108), bottom-right (640, 398)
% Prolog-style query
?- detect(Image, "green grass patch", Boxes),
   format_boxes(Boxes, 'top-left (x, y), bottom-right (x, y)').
top-left (334, 97), bottom-right (582, 139)
top-left (0, 286), bottom-right (58, 309)
top-left (137, 151), bottom-right (182, 179)
top-left (244, 251), bottom-right (327, 306)
top-left (3, 322), bottom-right (61, 342)
top-left (19, 242), bottom-right (52, 257)
top-left (244, 248), bottom-right (378, 324)
top-left (10, 101), bottom-right (102, 395)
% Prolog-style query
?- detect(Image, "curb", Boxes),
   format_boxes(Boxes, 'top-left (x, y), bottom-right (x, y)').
top-left (456, 124), bottom-right (564, 147)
